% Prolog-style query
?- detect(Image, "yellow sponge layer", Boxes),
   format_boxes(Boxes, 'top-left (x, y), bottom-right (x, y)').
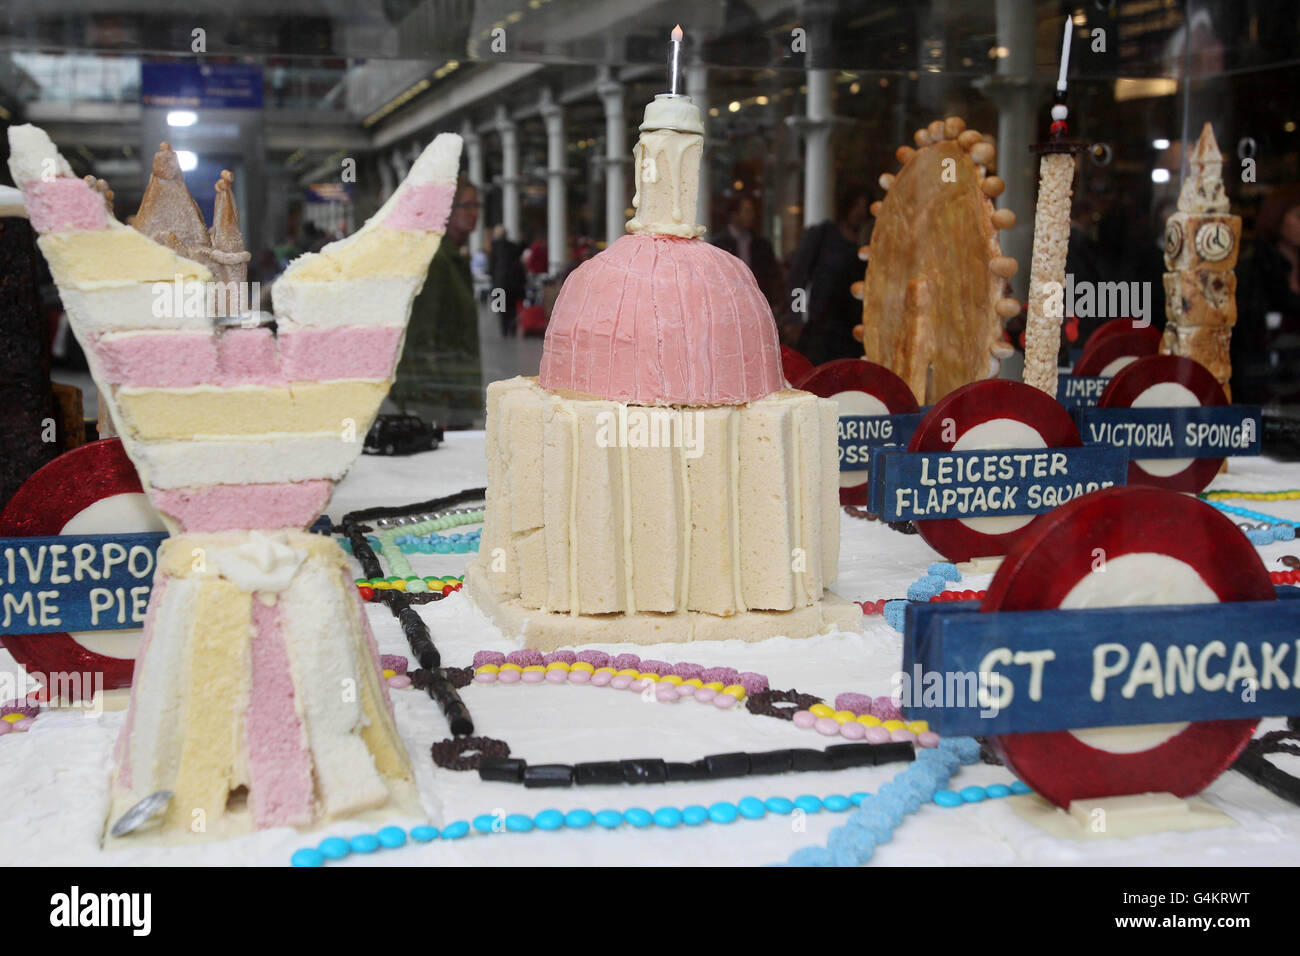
top-left (38, 225), bottom-right (211, 288)
top-left (165, 578), bottom-right (250, 830)
top-left (282, 230), bottom-right (440, 282)
top-left (115, 381), bottom-right (389, 439)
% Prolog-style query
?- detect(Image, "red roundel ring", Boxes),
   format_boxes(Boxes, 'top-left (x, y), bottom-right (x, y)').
top-left (780, 345), bottom-right (816, 389)
top-left (0, 439), bottom-right (154, 695)
top-left (984, 485), bottom-right (1268, 807)
top-left (1098, 354), bottom-right (1227, 493)
top-left (1072, 329), bottom-right (1161, 378)
top-left (1080, 318), bottom-right (1162, 357)
top-left (798, 358), bottom-right (919, 505)
top-left (906, 379), bottom-right (1081, 562)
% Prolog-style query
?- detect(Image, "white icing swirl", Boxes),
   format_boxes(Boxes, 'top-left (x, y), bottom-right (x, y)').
top-left (205, 531), bottom-right (308, 593)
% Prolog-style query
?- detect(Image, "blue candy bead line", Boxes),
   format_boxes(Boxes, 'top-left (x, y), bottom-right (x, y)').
top-left (932, 779), bottom-right (1031, 807)
top-left (339, 529), bottom-right (484, 556)
top-left (1200, 500), bottom-right (1299, 542)
top-left (778, 735), bottom-right (983, 867)
top-left (884, 563), bottom-right (963, 634)
top-left (290, 790), bottom-right (874, 866)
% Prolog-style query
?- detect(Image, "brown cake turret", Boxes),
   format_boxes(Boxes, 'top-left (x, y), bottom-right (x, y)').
top-left (134, 142), bottom-right (212, 262)
top-left (209, 169), bottom-right (251, 286)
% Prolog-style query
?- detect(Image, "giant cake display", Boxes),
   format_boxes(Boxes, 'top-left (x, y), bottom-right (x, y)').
top-left (7, 123), bottom-right (463, 842)
top-left (3, 22), bottom-right (1300, 878)
top-left (465, 90), bottom-right (861, 647)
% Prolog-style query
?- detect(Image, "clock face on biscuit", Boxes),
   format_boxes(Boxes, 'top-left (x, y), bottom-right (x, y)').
top-left (1163, 221), bottom-right (1183, 260)
top-left (1195, 221), bottom-right (1234, 261)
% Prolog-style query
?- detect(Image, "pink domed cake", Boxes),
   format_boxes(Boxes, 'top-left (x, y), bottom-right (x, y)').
top-left (469, 90), bottom-right (862, 648)
top-left (539, 232), bottom-right (784, 406)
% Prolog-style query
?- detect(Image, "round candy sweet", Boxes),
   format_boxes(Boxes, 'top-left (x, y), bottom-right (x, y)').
top-left (792, 710), bottom-right (817, 729)
top-left (694, 686), bottom-right (717, 703)
top-left (349, 833), bottom-right (380, 854)
top-left (410, 825), bottom-right (439, 842)
top-left (652, 806), bottom-right (683, 828)
top-left (823, 794), bottom-right (852, 812)
top-left (863, 725), bottom-right (892, 744)
top-left (505, 814), bottom-right (534, 832)
top-left (377, 826), bottom-right (407, 848)
top-left (564, 809), bottom-right (595, 828)
top-left (498, 669), bottom-right (521, 685)
top-left (737, 797), bottom-right (766, 820)
top-left (793, 795), bottom-right (823, 814)
top-left (682, 805), bottom-right (709, 826)
top-left (291, 848), bottom-right (325, 867)
top-left (624, 808), bottom-right (653, 828)
top-left (388, 675), bottom-right (412, 690)
top-left (594, 809), bottom-right (623, 829)
top-left (815, 717), bottom-right (841, 736)
top-left (318, 836), bottom-right (350, 859)
top-left (985, 783), bottom-right (1013, 799)
top-left (960, 786), bottom-right (987, 803)
top-left (839, 720), bottom-right (867, 740)
top-left (534, 809), bottom-right (565, 831)
top-left (933, 789), bottom-right (963, 808)
top-left (918, 731), bottom-right (942, 749)
top-left (707, 802), bottom-right (739, 824)
top-left (765, 796), bottom-right (795, 814)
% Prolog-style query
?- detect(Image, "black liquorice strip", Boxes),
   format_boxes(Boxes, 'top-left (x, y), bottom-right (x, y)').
top-left (475, 742), bottom-right (915, 788)
top-left (1233, 729), bottom-right (1300, 807)
top-left (341, 500), bottom-right (478, 737)
top-left (341, 487), bottom-right (485, 528)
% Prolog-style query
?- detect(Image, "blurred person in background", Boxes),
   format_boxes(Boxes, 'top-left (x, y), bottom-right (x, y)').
top-left (1237, 183), bottom-right (1300, 404)
top-left (709, 195), bottom-right (782, 308)
top-left (782, 190), bottom-right (870, 364)
top-left (392, 176), bottom-right (482, 427)
top-left (489, 224), bottom-right (526, 337)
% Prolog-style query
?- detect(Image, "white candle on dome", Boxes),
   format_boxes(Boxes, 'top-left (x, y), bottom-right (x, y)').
top-left (669, 24), bottom-right (683, 96)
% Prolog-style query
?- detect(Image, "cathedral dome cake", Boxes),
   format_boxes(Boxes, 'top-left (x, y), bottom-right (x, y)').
top-left (467, 93), bottom-right (861, 648)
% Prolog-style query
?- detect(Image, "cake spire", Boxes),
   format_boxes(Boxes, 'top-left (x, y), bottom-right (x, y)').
top-left (1177, 122), bottom-right (1229, 214)
top-left (209, 169), bottom-right (251, 286)
top-left (625, 25), bottom-right (706, 238)
top-left (134, 142), bottom-right (213, 261)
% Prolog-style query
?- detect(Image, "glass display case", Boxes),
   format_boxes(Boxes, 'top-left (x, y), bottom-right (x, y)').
top-left (2, 0), bottom-right (1298, 422)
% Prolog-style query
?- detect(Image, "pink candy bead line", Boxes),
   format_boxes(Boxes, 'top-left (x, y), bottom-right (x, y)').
top-left (790, 709), bottom-right (941, 748)
top-left (473, 664), bottom-right (752, 710)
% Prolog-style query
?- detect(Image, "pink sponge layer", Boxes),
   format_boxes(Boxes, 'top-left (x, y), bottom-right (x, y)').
top-left (153, 481), bottom-right (332, 532)
top-left (23, 178), bottom-right (108, 232)
top-left (382, 182), bottom-right (456, 232)
top-left (92, 326), bottom-right (404, 388)
top-left (538, 234), bottom-right (784, 406)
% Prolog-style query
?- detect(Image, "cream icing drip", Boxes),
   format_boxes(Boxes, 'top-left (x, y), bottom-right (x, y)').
top-left (792, 401), bottom-right (805, 603)
top-left (626, 125), bottom-right (705, 239)
top-left (728, 410), bottom-right (746, 612)
top-left (618, 421), bottom-right (636, 614)
top-left (566, 405), bottom-right (580, 616)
